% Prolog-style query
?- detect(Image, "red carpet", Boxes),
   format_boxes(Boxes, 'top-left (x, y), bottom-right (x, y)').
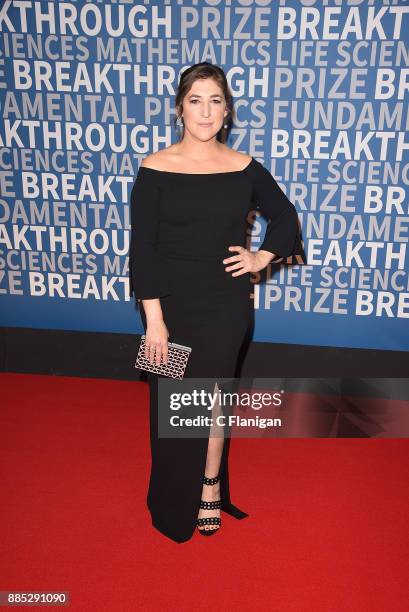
top-left (1, 373), bottom-right (408, 611)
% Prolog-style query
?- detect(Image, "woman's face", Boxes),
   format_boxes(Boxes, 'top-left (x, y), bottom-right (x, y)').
top-left (180, 77), bottom-right (228, 142)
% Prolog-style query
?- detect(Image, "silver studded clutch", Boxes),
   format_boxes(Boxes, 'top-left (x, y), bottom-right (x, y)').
top-left (135, 334), bottom-right (192, 379)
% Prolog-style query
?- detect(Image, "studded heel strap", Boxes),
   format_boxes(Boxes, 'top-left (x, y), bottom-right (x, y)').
top-left (203, 474), bottom-right (220, 485)
top-left (199, 499), bottom-right (222, 510)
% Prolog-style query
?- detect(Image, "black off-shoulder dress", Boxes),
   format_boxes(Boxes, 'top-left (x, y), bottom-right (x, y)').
top-left (128, 156), bottom-right (305, 543)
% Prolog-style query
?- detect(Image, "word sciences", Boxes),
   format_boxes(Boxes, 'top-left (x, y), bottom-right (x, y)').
top-left (267, 265), bottom-right (409, 293)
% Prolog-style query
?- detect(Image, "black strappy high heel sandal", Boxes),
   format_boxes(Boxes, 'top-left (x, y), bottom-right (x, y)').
top-left (196, 474), bottom-right (222, 536)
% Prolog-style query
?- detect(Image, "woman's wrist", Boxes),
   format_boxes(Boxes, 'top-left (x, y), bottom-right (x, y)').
top-left (142, 299), bottom-right (164, 324)
top-left (257, 249), bottom-right (275, 266)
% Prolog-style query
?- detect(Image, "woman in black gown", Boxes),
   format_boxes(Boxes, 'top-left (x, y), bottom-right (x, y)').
top-left (128, 63), bottom-right (305, 543)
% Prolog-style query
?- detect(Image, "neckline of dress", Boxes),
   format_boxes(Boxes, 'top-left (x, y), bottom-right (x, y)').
top-left (138, 157), bottom-right (255, 175)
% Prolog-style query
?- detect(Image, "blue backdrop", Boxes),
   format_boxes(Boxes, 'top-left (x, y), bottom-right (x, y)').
top-left (1, 0), bottom-right (408, 352)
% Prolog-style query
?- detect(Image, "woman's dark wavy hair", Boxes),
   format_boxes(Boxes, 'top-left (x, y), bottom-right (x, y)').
top-left (174, 62), bottom-right (235, 144)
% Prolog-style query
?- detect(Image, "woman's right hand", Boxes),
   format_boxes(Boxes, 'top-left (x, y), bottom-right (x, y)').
top-left (145, 320), bottom-right (169, 365)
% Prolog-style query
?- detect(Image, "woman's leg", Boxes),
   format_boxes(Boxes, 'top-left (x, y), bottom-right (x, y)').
top-left (197, 382), bottom-right (224, 532)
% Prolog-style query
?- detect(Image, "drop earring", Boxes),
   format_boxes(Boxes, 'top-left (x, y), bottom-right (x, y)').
top-left (176, 115), bottom-right (184, 136)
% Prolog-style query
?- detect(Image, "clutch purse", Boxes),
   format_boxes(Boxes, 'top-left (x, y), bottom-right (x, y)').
top-left (135, 334), bottom-right (192, 379)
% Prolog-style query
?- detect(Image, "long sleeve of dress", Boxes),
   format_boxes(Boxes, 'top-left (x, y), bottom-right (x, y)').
top-left (250, 159), bottom-right (306, 261)
top-left (128, 168), bottom-right (171, 300)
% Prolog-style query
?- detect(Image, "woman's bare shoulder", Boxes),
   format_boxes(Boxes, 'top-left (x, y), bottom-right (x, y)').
top-left (220, 146), bottom-right (252, 168)
top-left (232, 151), bottom-right (253, 168)
top-left (140, 147), bottom-right (179, 171)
